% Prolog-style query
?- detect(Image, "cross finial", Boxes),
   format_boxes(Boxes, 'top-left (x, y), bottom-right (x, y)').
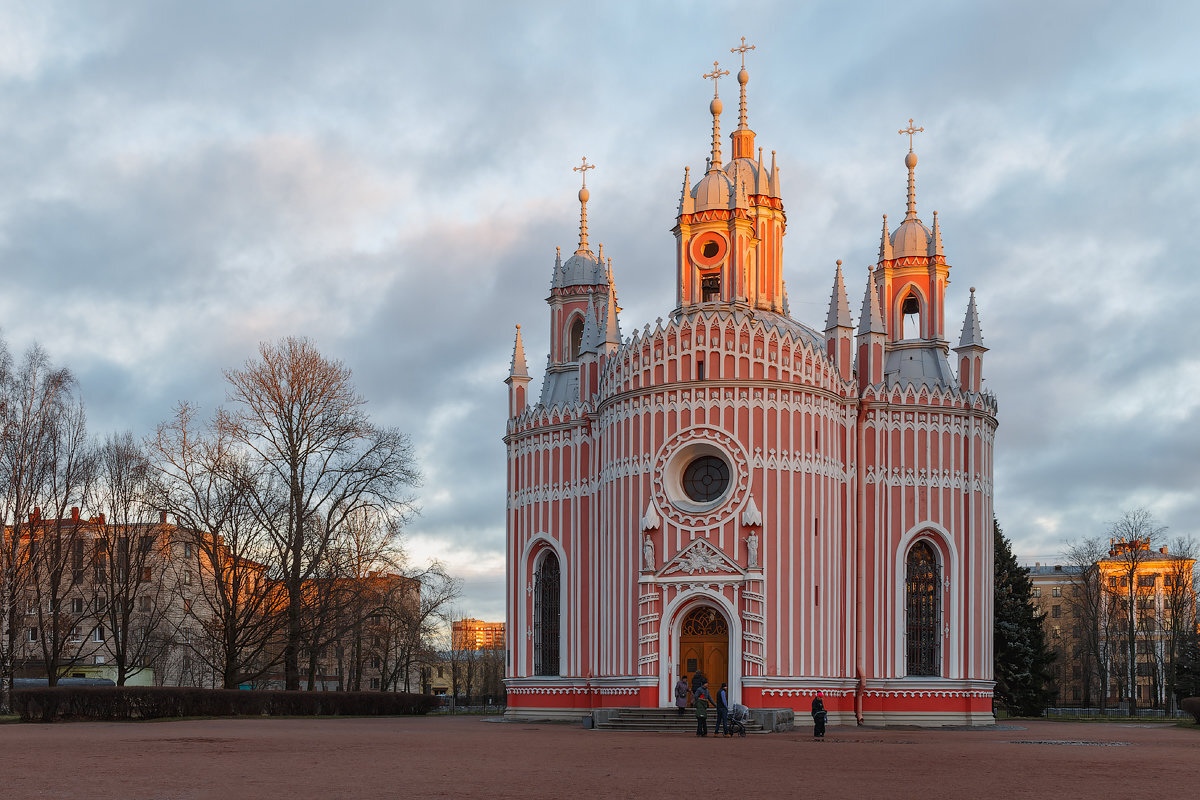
top-left (702, 61), bottom-right (729, 98)
top-left (899, 118), bottom-right (924, 152)
top-left (730, 37), bottom-right (755, 68)
top-left (573, 156), bottom-right (595, 187)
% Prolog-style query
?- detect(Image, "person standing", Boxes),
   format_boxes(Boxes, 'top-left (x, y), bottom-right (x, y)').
top-left (695, 680), bottom-right (710, 737)
top-left (675, 675), bottom-right (689, 716)
top-left (811, 692), bottom-right (827, 740)
top-left (714, 682), bottom-right (729, 736)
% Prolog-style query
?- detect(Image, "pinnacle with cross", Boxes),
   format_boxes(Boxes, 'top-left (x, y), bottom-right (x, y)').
top-left (899, 118), bottom-right (924, 152)
top-left (573, 156), bottom-right (595, 187)
top-left (731, 36), bottom-right (755, 68)
top-left (702, 61), bottom-right (729, 98)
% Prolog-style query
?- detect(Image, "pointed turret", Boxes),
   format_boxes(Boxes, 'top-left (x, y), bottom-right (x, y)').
top-left (505, 324), bottom-right (531, 417)
top-left (678, 166), bottom-right (694, 215)
top-left (878, 215), bottom-right (893, 262)
top-left (580, 293), bottom-right (600, 355)
top-left (856, 269), bottom-right (886, 390)
top-left (601, 279), bottom-right (622, 351)
top-left (824, 260), bottom-right (853, 382)
top-left (954, 287), bottom-right (987, 392)
top-left (929, 210), bottom-right (944, 259)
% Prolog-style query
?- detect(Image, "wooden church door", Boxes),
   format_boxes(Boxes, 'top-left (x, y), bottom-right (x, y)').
top-left (678, 607), bottom-right (729, 692)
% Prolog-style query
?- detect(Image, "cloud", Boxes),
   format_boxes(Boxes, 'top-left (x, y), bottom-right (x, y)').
top-left (0, 1), bottom-right (1196, 617)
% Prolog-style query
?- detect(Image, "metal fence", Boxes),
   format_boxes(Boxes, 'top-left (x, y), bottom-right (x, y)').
top-left (1042, 706), bottom-right (1190, 719)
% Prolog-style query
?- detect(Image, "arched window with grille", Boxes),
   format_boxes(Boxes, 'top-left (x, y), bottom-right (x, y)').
top-left (533, 551), bottom-right (561, 676)
top-left (905, 541), bottom-right (942, 676)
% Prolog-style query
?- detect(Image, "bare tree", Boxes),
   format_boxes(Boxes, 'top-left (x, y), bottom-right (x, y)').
top-left (147, 403), bottom-right (284, 689)
top-left (223, 337), bottom-right (419, 690)
top-left (1064, 537), bottom-right (1118, 709)
top-left (28, 398), bottom-right (99, 684)
top-left (89, 432), bottom-right (179, 685)
top-left (1106, 508), bottom-right (1167, 714)
top-left (0, 345), bottom-right (69, 712)
top-left (1161, 537), bottom-right (1198, 712)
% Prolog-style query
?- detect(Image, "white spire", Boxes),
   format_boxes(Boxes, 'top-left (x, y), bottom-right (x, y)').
top-left (602, 276), bottom-right (622, 348)
top-left (825, 260), bottom-right (852, 331)
top-left (957, 287), bottom-right (985, 349)
top-left (898, 118), bottom-right (924, 221)
top-left (508, 324), bottom-right (529, 378)
top-left (580, 293), bottom-right (601, 354)
top-left (930, 210), bottom-right (944, 258)
top-left (878, 215), bottom-right (893, 262)
top-left (857, 269), bottom-right (886, 336)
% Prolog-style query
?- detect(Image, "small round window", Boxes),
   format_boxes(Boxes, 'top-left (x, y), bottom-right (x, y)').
top-left (682, 456), bottom-right (730, 503)
top-left (701, 240), bottom-right (719, 259)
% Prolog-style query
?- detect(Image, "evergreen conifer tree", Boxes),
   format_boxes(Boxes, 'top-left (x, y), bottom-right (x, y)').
top-left (993, 518), bottom-right (1056, 715)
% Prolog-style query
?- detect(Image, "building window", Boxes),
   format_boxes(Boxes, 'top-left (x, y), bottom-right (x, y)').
top-left (568, 317), bottom-right (585, 361)
top-left (69, 626), bottom-right (82, 642)
top-left (682, 456), bottom-right (730, 503)
top-left (533, 551), bottom-right (561, 676)
top-left (1051, 586), bottom-right (1061, 598)
top-left (436, 667), bottom-right (443, 679)
top-left (139, 596), bottom-right (151, 612)
top-left (27, 627), bottom-right (38, 642)
top-left (1138, 575), bottom-right (1155, 588)
top-left (1031, 587), bottom-right (1041, 598)
top-left (370, 678), bottom-right (380, 690)
top-left (904, 541), bottom-right (941, 677)
top-left (71, 598), bottom-right (85, 614)
top-left (701, 275), bottom-right (721, 303)
top-left (92, 626), bottom-right (105, 643)
top-left (1052, 605), bottom-right (1061, 618)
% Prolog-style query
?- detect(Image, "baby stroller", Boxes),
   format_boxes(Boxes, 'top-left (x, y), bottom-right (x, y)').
top-left (725, 703), bottom-right (749, 737)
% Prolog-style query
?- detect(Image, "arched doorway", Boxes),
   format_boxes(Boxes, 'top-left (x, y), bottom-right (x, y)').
top-left (677, 606), bottom-right (728, 691)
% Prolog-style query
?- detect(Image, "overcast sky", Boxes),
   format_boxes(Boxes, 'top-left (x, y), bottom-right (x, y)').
top-left (0, 1), bottom-right (1196, 619)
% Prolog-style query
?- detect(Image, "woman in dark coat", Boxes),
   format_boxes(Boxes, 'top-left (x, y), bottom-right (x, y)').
top-left (674, 676), bottom-right (689, 715)
top-left (811, 692), bottom-right (827, 739)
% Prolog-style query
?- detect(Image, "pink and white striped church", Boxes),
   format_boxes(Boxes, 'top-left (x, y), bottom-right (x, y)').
top-left (503, 49), bottom-right (997, 726)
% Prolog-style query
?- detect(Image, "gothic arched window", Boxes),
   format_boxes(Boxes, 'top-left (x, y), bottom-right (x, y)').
top-left (901, 291), bottom-right (922, 339)
top-left (568, 317), bottom-right (585, 361)
top-left (534, 551), bottom-right (561, 676)
top-left (905, 541), bottom-right (941, 676)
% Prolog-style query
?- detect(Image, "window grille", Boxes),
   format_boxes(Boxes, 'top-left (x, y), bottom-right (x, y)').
top-left (533, 552), bottom-right (561, 676)
top-left (905, 541), bottom-right (941, 676)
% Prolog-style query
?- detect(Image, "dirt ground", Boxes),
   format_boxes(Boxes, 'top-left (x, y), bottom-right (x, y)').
top-left (0, 715), bottom-right (1195, 799)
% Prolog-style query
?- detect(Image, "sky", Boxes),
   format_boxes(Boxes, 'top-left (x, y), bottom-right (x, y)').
top-left (0, 1), bottom-right (1196, 620)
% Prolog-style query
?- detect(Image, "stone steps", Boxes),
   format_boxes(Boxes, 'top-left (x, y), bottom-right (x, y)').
top-left (592, 707), bottom-right (766, 734)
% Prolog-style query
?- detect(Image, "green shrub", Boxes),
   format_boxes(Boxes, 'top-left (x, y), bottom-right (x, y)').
top-left (12, 686), bottom-right (438, 722)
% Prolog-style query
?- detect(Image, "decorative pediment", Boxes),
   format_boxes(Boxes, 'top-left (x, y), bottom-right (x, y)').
top-left (659, 539), bottom-right (743, 578)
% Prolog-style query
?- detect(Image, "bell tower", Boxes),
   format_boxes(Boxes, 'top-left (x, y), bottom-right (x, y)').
top-left (873, 120), bottom-right (951, 344)
top-left (674, 41), bottom-right (785, 315)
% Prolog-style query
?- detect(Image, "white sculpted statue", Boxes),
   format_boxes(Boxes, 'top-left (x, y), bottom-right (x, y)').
top-left (745, 531), bottom-right (759, 569)
top-left (642, 533), bottom-right (655, 571)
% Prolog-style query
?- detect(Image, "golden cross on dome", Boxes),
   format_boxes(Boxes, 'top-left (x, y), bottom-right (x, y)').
top-left (899, 118), bottom-right (924, 152)
top-left (730, 37), bottom-right (755, 68)
top-left (702, 61), bottom-right (729, 97)
top-left (573, 156), bottom-right (595, 187)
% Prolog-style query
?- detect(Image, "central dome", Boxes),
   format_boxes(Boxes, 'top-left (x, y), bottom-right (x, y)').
top-left (692, 170), bottom-right (733, 212)
top-left (890, 217), bottom-right (931, 259)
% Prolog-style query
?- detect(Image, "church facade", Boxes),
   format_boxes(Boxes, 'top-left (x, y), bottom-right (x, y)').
top-left (503, 53), bottom-right (997, 726)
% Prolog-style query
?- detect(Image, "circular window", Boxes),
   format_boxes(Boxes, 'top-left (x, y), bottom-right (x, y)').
top-left (682, 456), bottom-right (730, 503)
top-left (701, 240), bottom-right (719, 259)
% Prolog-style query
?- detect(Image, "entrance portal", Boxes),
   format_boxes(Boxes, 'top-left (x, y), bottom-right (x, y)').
top-left (677, 606), bottom-right (728, 692)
